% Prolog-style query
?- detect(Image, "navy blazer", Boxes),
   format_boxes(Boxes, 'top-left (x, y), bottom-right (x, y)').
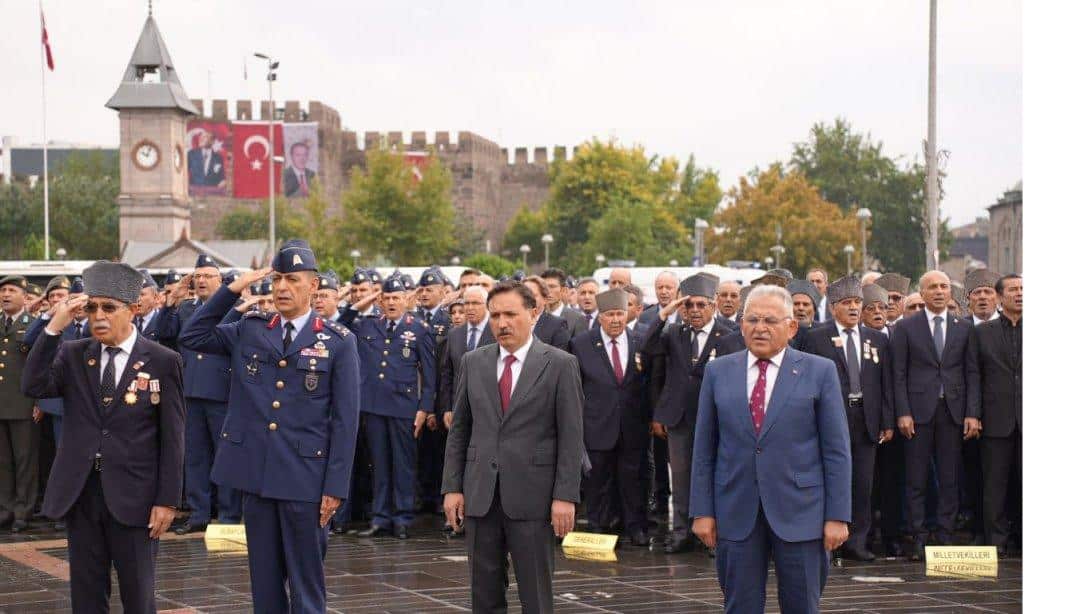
top-left (158, 299), bottom-right (238, 402)
top-left (570, 329), bottom-right (648, 451)
top-left (439, 321), bottom-right (495, 414)
top-left (890, 310), bottom-right (980, 425)
top-left (690, 348), bottom-right (852, 542)
top-left (178, 286), bottom-right (361, 502)
top-left (24, 316), bottom-right (91, 417)
top-left (21, 332), bottom-right (185, 527)
top-left (534, 312), bottom-right (572, 352)
top-left (802, 321), bottom-right (894, 441)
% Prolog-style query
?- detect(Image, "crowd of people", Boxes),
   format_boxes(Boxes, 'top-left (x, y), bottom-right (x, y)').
top-left (0, 240), bottom-right (1022, 613)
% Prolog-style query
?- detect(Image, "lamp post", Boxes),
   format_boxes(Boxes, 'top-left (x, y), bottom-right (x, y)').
top-left (844, 244), bottom-right (855, 275)
top-left (763, 256), bottom-right (773, 270)
top-left (669, 259), bottom-right (679, 267)
top-left (254, 52), bottom-right (279, 260)
top-left (541, 233), bottom-right (553, 269)
top-left (450, 256), bottom-right (461, 266)
top-left (349, 249), bottom-right (361, 267)
top-left (693, 218), bottom-right (709, 266)
top-left (519, 244), bottom-right (531, 269)
top-left (55, 247), bottom-right (67, 260)
top-left (595, 254), bottom-right (606, 269)
top-left (770, 244), bottom-right (785, 269)
top-left (856, 207), bottom-right (872, 272)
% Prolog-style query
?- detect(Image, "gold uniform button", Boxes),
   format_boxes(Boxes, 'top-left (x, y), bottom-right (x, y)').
top-left (272, 401), bottom-right (281, 409)
top-left (278, 360), bottom-right (287, 368)
top-left (197, 354), bottom-right (204, 360)
top-left (380, 361), bottom-right (386, 367)
top-left (385, 339), bottom-right (391, 345)
top-left (0, 376), bottom-right (4, 382)
top-left (309, 358), bottom-right (316, 365)
top-left (382, 350), bottom-right (389, 356)
top-left (222, 432), bottom-right (228, 438)
top-left (276, 381), bottom-right (285, 389)
top-left (269, 423), bottom-right (278, 431)
top-left (316, 450), bottom-right (322, 456)
top-left (378, 373), bottom-right (385, 379)
top-left (1, 350), bottom-right (6, 356)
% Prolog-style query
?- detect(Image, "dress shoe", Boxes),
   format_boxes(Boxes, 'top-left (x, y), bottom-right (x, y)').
top-left (628, 530), bottom-right (651, 547)
top-left (357, 525), bottom-right (391, 538)
top-left (395, 526), bottom-right (409, 540)
top-left (173, 522), bottom-right (207, 535)
top-left (841, 545), bottom-right (877, 562)
top-left (10, 520), bottom-right (28, 533)
top-left (330, 524), bottom-right (347, 535)
top-left (885, 541), bottom-right (905, 558)
top-left (664, 533), bottom-right (695, 554)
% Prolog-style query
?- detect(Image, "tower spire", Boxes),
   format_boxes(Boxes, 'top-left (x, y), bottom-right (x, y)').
top-left (105, 10), bottom-right (197, 114)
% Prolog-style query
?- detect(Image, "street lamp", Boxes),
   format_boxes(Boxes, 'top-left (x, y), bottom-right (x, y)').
top-left (450, 256), bottom-right (461, 266)
top-left (55, 247), bottom-right (67, 260)
top-left (595, 254), bottom-right (606, 269)
top-left (254, 52), bottom-right (279, 259)
top-left (541, 233), bottom-right (554, 269)
top-left (693, 218), bottom-right (709, 266)
top-left (844, 244), bottom-right (855, 275)
top-left (856, 207), bottom-right (872, 272)
top-left (669, 259), bottom-right (679, 267)
top-left (519, 244), bottom-right (531, 269)
top-left (349, 249), bottom-right (361, 267)
top-left (770, 244), bottom-right (785, 269)
top-left (763, 256), bottom-right (773, 269)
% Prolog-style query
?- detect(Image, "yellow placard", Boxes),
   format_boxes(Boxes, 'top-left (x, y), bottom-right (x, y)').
top-left (204, 524), bottom-right (247, 551)
top-left (925, 546), bottom-right (998, 578)
top-left (562, 546), bottom-right (618, 563)
top-left (204, 539), bottom-right (249, 553)
top-left (561, 531), bottom-right (618, 552)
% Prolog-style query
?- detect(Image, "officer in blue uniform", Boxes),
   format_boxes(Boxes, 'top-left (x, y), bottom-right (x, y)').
top-left (179, 240), bottom-right (360, 613)
top-left (346, 276), bottom-right (436, 539)
top-left (157, 254), bottom-right (242, 533)
top-left (413, 268), bottom-right (451, 515)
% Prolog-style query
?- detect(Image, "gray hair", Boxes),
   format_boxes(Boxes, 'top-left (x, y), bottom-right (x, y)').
top-left (463, 286), bottom-right (488, 302)
top-left (743, 285), bottom-right (793, 318)
top-left (655, 270), bottom-right (679, 285)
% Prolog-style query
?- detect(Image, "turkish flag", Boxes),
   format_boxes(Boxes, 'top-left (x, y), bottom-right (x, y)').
top-left (402, 151), bottom-right (429, 184)
top-left (232, 122), bottom-right (283, 198)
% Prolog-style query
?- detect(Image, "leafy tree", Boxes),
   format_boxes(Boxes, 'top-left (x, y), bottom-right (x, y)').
top-left (666, 154), bottom-right (724, 231)
top-left (790, 118), bottom-right (951, 278)
top-left (501, 205), bottom-right (548, 264)
top-left (215, 198), bottom-right (303, 242)
top-left (338, 148), bottom-right (455, 265)
top-left (462, 252), bottom-right (519, 278)
top-left (568, 198), bottom-right (689, 272)
top-left (707, 165), bottom-right (857, 278)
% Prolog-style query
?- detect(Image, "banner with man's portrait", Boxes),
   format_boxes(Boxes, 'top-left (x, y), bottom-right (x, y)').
top-left (186, 121), bottom-right (232, 197)
top-left (283, 123), bottom-right (320, 198)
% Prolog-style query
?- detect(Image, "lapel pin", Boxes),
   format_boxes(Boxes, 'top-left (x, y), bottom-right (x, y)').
top-left (87, 358), bottom-right (96, 366)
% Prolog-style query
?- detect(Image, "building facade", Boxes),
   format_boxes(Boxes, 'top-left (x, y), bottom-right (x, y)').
top-left (987, 181), bottom-right (1023, 275)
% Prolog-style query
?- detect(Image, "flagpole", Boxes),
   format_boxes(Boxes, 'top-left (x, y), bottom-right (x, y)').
top-left (40, 0), bottom-right (50, 260)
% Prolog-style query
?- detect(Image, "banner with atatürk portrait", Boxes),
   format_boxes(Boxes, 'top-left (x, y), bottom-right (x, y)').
top-left (186, 121), bottom-right (232, 197)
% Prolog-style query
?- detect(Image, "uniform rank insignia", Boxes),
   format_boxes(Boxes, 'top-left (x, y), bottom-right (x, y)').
top-left (305, 372), bottom-right (319, 391)
top-left (635, 352), bottom-right (643, 372)
top-left (316, 332), bottom-right (331, 341)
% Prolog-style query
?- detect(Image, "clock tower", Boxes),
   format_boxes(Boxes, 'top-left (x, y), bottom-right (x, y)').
top-left (106, 13), bottom-right (198, 247)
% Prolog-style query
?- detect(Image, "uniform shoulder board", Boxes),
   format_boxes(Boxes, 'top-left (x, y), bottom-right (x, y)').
top-left (243, 310), bottom-right (274, 320)
top-left (324, 320), bottom-right (350, 338)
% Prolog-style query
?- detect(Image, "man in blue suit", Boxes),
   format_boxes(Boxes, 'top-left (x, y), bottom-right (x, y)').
top-left (691, 285), bottom-right (852, 614)
top-left (179, 240), bottom-right (360, 613)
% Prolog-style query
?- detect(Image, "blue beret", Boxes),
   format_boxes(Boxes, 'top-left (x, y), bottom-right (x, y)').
top-left (140, 270), bottom-right (159, 291)
top-left (511, 270), bottom-right (526, 282)
top-left (221, 269), bottom-right (239, 285)
top-left (257, 278), bottom-right (273, 296)
top-left (248, 282), bottom-right (261, 295)
top-left (351, 267), bottom-right (368, 284)
top-left (318, 274), bottom-right (339, 291)
top-left (397, 272), bottom-right (415, 290)
top-left (273, 239), bottom-right (318, 273)
top-left (382, 276), bottom-right (406, 293)
top-left (419, 269), bottom-right (443, 287)
top-left (366, 268), bottom-right (383, 284)
top-left (71, 276), bottom-right (85, 293)
top-left (164, 269), bottom-right (182, 284)
top-left (194, 253), bottom-right (219, 269)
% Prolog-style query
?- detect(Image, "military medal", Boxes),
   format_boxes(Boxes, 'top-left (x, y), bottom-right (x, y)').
top-left (403, 346), bottom-right (411, 359)
top-left (149, 379), bottom-right (161, 404)
top-left (136, 372), bottom-right (150, 391)
top-left (305, 372), bottom-right (319, 392)
top-left (124, 392), bottom-right (138, 405)
top-left (709, 348), bottom-right (717, 360)
top-left (871, 347), bottom-right (880, 364)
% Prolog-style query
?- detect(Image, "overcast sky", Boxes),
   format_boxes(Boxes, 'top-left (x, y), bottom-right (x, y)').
top-left (2, 0), bottom-right (1020, 225)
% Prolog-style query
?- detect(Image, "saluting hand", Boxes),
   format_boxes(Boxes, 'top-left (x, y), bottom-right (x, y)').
top-left (25, 293), bottom-right (48, 315)
top-left (46, 294), bottom-right (88, 335)
top-left (229, 267), bottom-right (272, 294)
top-left (166, 274), bottom-right (192, 306)
top-left (352, 289), bottom-right (383, 312)
top-left (659, 295), bottom-right (688, 321)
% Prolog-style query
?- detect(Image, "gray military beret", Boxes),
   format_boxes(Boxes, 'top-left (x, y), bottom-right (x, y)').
top-left (875, 273), bottom-right (911, 295)
top-left (596, 288), bottom-right (629, 313)
top-left (750, 273), bottom-right (790, 288)
top-left (82, 261), bottom-right (144, 304)
top-left (862, 284), bottom-right (889, 307)
top-left (787, 279), bottom-right (821, 307)
top-left (679, 272), bottom-right (719, 299)
top-left (950, 283), bottom-right (967, 308)
top-left (827, 276), bottom-right (863, 304)
top-left (767, 268), bottom-right (794, 280)
top-left (964, 268), bottom-right (1000, 294)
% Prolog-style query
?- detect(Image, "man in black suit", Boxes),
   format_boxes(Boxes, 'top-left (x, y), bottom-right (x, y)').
top-left (875, 273), bottom-right (911, 328)
top-left (714, 280), bottom-right (742, 327)
top-left (443, 282), bottom-right (584, 613)
top-left (439, 286), bottom-right (495, 431)
top-left (977, 274), bottom-right (1022, 557)
top-left (806, 268), bottom-right (832, 323)
top-left (523, 276), bottom-right (572, 351)
top-left (541, 268), bottom-right (589, 336)
top-left (644, 273), bottom-right (742, 553)
top-left (891, 270), bottom-right (981, 560)
top-left (575, 278), bottom-right (600, 330)
top-left (637, 270), bottom-right (680, 330)
top-left (21, 261), bottom-right (184, 614)
top-left (284, 142), bottom-right (317, 197)
top-left (570, 289), bottom-right (650, 546)
top-left (187, 131), bottom-right (225, 187)
top-left (803, 277), bottom-right (894, 561)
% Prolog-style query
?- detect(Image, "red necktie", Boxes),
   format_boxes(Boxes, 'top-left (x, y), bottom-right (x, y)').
top-left (610, 339), bottom-right (624, 384)
top-left (498, 354), bottom-right (517, 413)
top-left (750, 359), bottom-right (770, 434)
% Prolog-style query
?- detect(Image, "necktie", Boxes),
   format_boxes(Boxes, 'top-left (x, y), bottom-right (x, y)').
top-left (933, 315), bottom-right (945, 359)
top-left (387, 320), bottom-right (396, 337)
top-left (74, 322), bottom-right (82, 337)
top-left (750, 358), bottom-right (770, 434)
top-left (283, 322), bottom-right (295, 353)
top-left (691, 330), bottom-right (703, 362)
top-left (101, 346), bottom-right (121, 407)
top-left (425, 310), bottom-right (432, 324)
top-left (136, 316), bottom-right (144, 333)
top-left (844, 328), bottom-right (862, 395)
top-left (498, 354), bottom-right (517, 413)
top-left (2, 315), bottom-right (10, 330)
top-left (610, 339), bottom-right (624, 384)
top-left (467, 326), bottom-right (478, 351)
top-left (585, 313), bottom-right (593, 326)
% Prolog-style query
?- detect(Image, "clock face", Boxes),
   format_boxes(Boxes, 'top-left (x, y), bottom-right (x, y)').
top-left (132, 140), bottom-right (160, 170)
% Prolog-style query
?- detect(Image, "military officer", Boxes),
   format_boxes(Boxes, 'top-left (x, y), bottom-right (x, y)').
top-left (157, 254), bottom-right (243, 533)
top-left (21, 262), bottom-right (185, 613)
top-left (162, 269), bottom-right (183, 302)
top-left (416, 268), bottom-right (452, 336)
top-left (179, 240), bottom-right (360, 613)
top-left (415, 268), bottom-right (452, 516)
top-left (312, 273), bottom-right (342, 321)
top-left (25, 276), bottom-right (86, 452)
top-left (861, 284), bottom-right (890, 336)
top-left (0, 275), bottom-right (38, 532)
top-left (346, 275), bottom-right (437, 539)
top-left (133, 271), bottom-right (163, 341)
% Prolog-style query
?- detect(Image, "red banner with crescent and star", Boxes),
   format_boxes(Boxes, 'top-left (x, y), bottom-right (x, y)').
top-left (232, 122), bottom-right (284, 198)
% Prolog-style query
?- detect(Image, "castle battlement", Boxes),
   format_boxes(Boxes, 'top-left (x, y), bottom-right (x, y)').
top-left (356, 131), bottom-right (568, 168)
top-left (188, 99), bottom-right (341, 130)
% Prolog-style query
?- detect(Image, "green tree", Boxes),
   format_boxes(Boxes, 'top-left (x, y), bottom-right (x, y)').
top-left (790, 118), bottom-right (951, 279)
top-left (707, 165), bottom-right (856, 278)
top-left (338, 148), bottom-right (456, 264)
top-left (664, 154), bottom-right (724, 231)
top-left (0, 184), bottom-right (40, 259)
top-left (462, 252), bottom-right (519, 278)
top-left (501, 205), bottom-right (549, 265)
top-left (216, 198), bottom-right (303, 242)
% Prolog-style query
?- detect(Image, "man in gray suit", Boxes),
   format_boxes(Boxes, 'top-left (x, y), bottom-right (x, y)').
top-left (443, 281), bottom-right (584, 614)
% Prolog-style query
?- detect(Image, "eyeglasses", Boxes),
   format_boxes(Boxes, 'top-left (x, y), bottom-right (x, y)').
top-left (905, 303), bottom-right (925, 311)
top-left (887, 294), bottom-right (904, 303)
top-left (742, 315), bottom-right (791, 326)
top-left (684, 300), bottom-right (711, 309)
top-left (192, 274), bottom-right (219, 281)
top-left (84, 301), bottom-right (123, 314)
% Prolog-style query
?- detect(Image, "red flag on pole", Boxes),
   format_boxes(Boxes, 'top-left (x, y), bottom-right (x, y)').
top-left (232, 122), bottom-right (283, 198)
top-left (40, 8), bottom-right (54, 71)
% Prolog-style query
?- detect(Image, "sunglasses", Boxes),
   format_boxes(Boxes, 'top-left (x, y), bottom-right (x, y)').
top-left (684, 300), bottom-right (711, 309)
top-left (84, 301), bottom-right (124, 314)
top-left (905, 303), bottom-right (925, 311)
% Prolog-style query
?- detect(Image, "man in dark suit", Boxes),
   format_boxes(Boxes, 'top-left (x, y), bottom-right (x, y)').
top-left (284, 142), bottom-right (317, 197)
top-left (443, 281), bottom-right (584, 613)
top-left (0, 276), bottom-right (38, 533)
top-left (541, 268), bottom-right (588, 336)
top-left (133, 271), bottom-right (163, 342)
top-left (637, 270), bottom-right (681, 330)
top-left (691, 284), bottom-right (851, 613)
top-left (875, 273), bottom-right (911, 328)
top-left (523, 276), bottom-right (572, 351)
top-left (439, 286), bottom-right (495, 430)
top-left (714, 280), bottom-right (742, 328)
top-left (575, 278), bottom-right (600, 330)
top-left (187, 131), bottom-right (225, 187)
top-left (22, 261), bottom-right (184, 614)
top-left (892, 270), bottom-right (981, 560)
top-left (802, 277), bottom-right (894, 562)
top-left (570, 288), bottom-right (650, 546)
top-left (977, 274), bottom-right (1022, 557)
top-left (806, 268), bottom-right (833, 323)
top-left (644, 272), bottom-right (741, 553)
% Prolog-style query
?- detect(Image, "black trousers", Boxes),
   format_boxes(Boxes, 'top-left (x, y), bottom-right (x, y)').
top-left (961, 437), bottom-right (984, 535)
top-left (904, 400), bottom-right (961, 541)
top-left (665, 419), bottom-right (695, 534)
top-left (465, 492), bottom-right (555, 614)
top-left (875, 432), bottom-right (906, 545)
top-left (586, 442), bottom-right (648, 535)
top-left (66, 472), bottom-right (159, 614)
top-left (0, 418), bottom-right (40, 524)
top-left (845, 407), bottom-right (877, 550)
top-left (981, 429), bottom-right (1021, 548)
top-left (416, 426), bottom-right (447, 508)
top-left (649, 434), bottom-right (670, 509)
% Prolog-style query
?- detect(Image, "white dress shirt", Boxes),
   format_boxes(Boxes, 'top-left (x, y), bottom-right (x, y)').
top-left (834, 321), bottom-right (863, 367)
top-left (549, 305), bottom-right (565, 318)
top-left (497, 337), bottom-right (534, 394)
top-left (972, 312), bottom-right (999, 326)
top-left (283, 310), bottom-right (313, 342)
top-left (136, 308), bottom-right (157, 333)
top-left (601, 328), bottom-right (629, 377)
top-left (746, 348), bottom-right (786, 415)
top-left (100, 327), bottom-right (138, 387)
top-left (691, 319), bottom-right (715, 357)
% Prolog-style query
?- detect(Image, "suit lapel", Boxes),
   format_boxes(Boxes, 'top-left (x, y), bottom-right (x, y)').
top-left (728, 354), bottom-right (757, 441)
top-left (825, 326), bottom-right (849, 374)
top-left (286, 313), bottom-right (317, 357)
top-left (699, 323), bottom-right (728, 364)
top-left (622, 333), bottom-right (639, 385)
top-left (479, 345), bottom-right (503, 419)
top-left (83, 341), bottom-right (103, 411)
top-left (758, 349), bottom-right (802, 442)
top-left (506, 342), bottom-right (548, 417)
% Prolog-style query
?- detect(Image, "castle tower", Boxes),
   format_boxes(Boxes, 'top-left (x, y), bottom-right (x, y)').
top-left (106, 13), bottom-right (198, 248)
